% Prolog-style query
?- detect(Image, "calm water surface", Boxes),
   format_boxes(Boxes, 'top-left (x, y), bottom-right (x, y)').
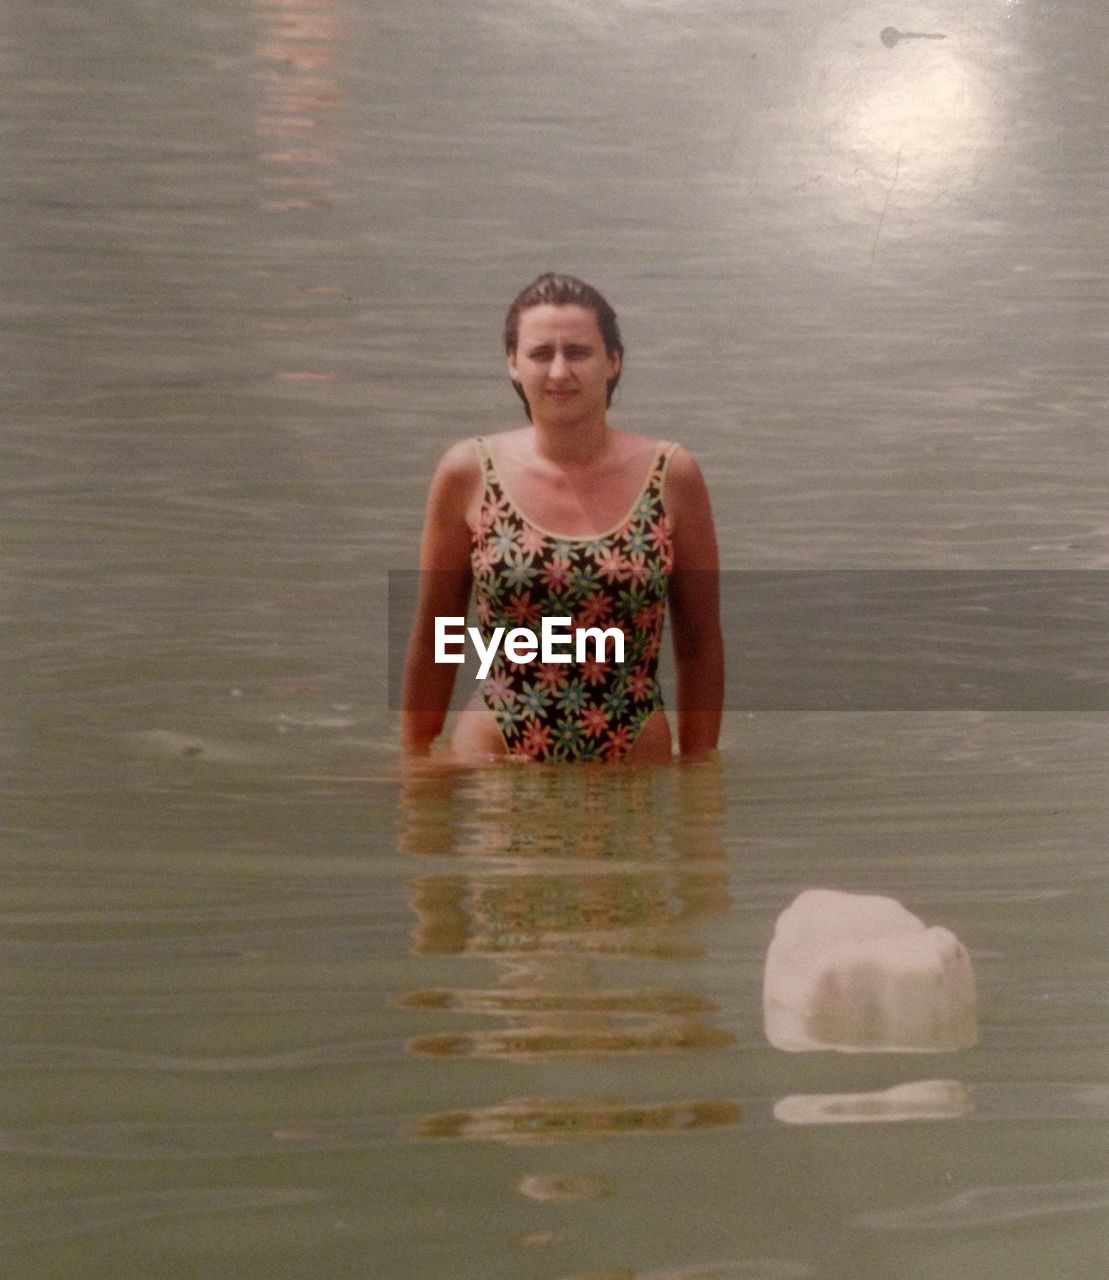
top-left (2, 0), bottom-right (1107, 1276)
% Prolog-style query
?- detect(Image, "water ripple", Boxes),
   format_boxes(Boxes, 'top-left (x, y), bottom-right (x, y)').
top-left (859, 1173), bottom-right (1109, 1232)
top-left (4, 1041), bottom-right (376, 1073)
top-left (4, 1186), bottom-right (325, 1242)
top-left (0, 1118), bottom-right (394, 1161)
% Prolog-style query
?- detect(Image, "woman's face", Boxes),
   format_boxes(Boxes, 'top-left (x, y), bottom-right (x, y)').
top-left (508, 304), bottom-right (620, 425)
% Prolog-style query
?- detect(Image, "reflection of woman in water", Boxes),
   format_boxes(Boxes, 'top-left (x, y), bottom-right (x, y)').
top-left (402, 273), bottom-right (722, 763)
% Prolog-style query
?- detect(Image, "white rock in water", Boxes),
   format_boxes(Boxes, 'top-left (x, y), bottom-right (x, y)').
top-left (763, 889), bottom-right (978, 1052)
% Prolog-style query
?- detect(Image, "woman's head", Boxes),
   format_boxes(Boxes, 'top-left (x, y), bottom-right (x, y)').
top-left (504, 273), bottom-right (624, 419)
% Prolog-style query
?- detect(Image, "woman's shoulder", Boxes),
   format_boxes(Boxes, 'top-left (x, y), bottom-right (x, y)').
top-left (661, 441), bottom-right (703, 480)
top-left (613, 431), bottom-right (700, 474)
top-left (663, 447), bottom-right (711, 522)
top-left (431, 435), bottom-right (497, 483)
top-left (423, 439), bottom-right (485, 518)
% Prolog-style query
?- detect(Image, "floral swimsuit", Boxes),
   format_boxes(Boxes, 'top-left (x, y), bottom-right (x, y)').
top-left (470, 437), bottom-right (676, 761)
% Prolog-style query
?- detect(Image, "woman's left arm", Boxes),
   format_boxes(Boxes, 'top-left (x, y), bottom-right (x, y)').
top-left (666, 446), bottom-right (724, 761)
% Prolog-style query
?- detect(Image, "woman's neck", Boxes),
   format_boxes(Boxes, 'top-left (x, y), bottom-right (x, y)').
top-left (529, 416), bottom-right (612, 468)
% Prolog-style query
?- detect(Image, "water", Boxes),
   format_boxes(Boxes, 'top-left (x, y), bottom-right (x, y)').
top-left (3, 0), bottom-right (1108, 1275)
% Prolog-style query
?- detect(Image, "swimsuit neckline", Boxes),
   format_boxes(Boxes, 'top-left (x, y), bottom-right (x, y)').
top-left (477, 437), bottom-right (672, 543)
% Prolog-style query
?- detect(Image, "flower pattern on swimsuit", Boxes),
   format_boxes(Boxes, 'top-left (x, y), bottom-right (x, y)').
top-left (471, 438), bottom-right (675, 762)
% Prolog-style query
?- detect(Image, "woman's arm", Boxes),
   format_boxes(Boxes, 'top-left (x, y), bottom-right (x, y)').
top-left (666, 446), bottom-right (724, 761)
top-left (400, 441), bottom-right (480, 756)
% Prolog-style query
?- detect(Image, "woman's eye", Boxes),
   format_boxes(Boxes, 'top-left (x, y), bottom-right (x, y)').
top-left (523, 345), bottom-right (594, 362)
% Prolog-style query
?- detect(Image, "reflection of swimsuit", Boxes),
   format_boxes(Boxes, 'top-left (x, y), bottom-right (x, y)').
top-left (470, 437), bottom-right (676, 761)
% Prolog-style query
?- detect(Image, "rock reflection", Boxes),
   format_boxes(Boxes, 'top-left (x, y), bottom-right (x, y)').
top-left (399, 762), bottom-right (738, 1137)
top-left (774, 1079), bottom-right (971, 1126)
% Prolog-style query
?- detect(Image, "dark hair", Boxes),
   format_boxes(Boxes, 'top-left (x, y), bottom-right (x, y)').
top-left (503, 272), bottom-right (624, 419)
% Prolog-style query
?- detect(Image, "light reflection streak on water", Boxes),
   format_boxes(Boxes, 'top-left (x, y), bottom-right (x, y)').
top-left (397, 762), bottom-right (741, 1138)
top-left (254, 0), bottom-right (341, 214)
top-left (252, 0), bottom-right (351, 396)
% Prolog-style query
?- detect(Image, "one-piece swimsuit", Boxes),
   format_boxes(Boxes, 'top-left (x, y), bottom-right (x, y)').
top-left (470, 437), bottom-right (676, 762)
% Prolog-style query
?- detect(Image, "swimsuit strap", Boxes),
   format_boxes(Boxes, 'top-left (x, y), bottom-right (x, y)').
top-left (629, 441), bottom-right (677, 529)
top-left (466, 437), bottom-right (501, 512)
top-left (651, 441), bottom-right (678, 498)
top-left (474, 435), bottom-right (496, 482)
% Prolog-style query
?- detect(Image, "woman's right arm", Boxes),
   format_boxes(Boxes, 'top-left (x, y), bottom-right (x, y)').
top-left (665, 446), bottom-right (724, 761)
top-left (400, 441), bottom-right (481, 756)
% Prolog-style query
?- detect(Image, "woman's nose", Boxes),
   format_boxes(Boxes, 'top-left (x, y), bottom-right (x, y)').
top-left (549, 349), bottom-right (569, 379)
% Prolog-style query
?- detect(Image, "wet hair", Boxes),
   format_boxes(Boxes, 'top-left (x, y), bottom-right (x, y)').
top-left (503, 272), bottom-right (624, 419)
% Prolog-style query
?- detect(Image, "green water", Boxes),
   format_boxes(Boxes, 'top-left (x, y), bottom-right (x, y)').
top-left (6, 720), bottom-right (1109, 1277)
top-left (3, 0), bottom-right (1107, 1274)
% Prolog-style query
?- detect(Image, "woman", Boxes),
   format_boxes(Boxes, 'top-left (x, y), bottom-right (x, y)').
top-left (401, 273), bottom-right (722, 763)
